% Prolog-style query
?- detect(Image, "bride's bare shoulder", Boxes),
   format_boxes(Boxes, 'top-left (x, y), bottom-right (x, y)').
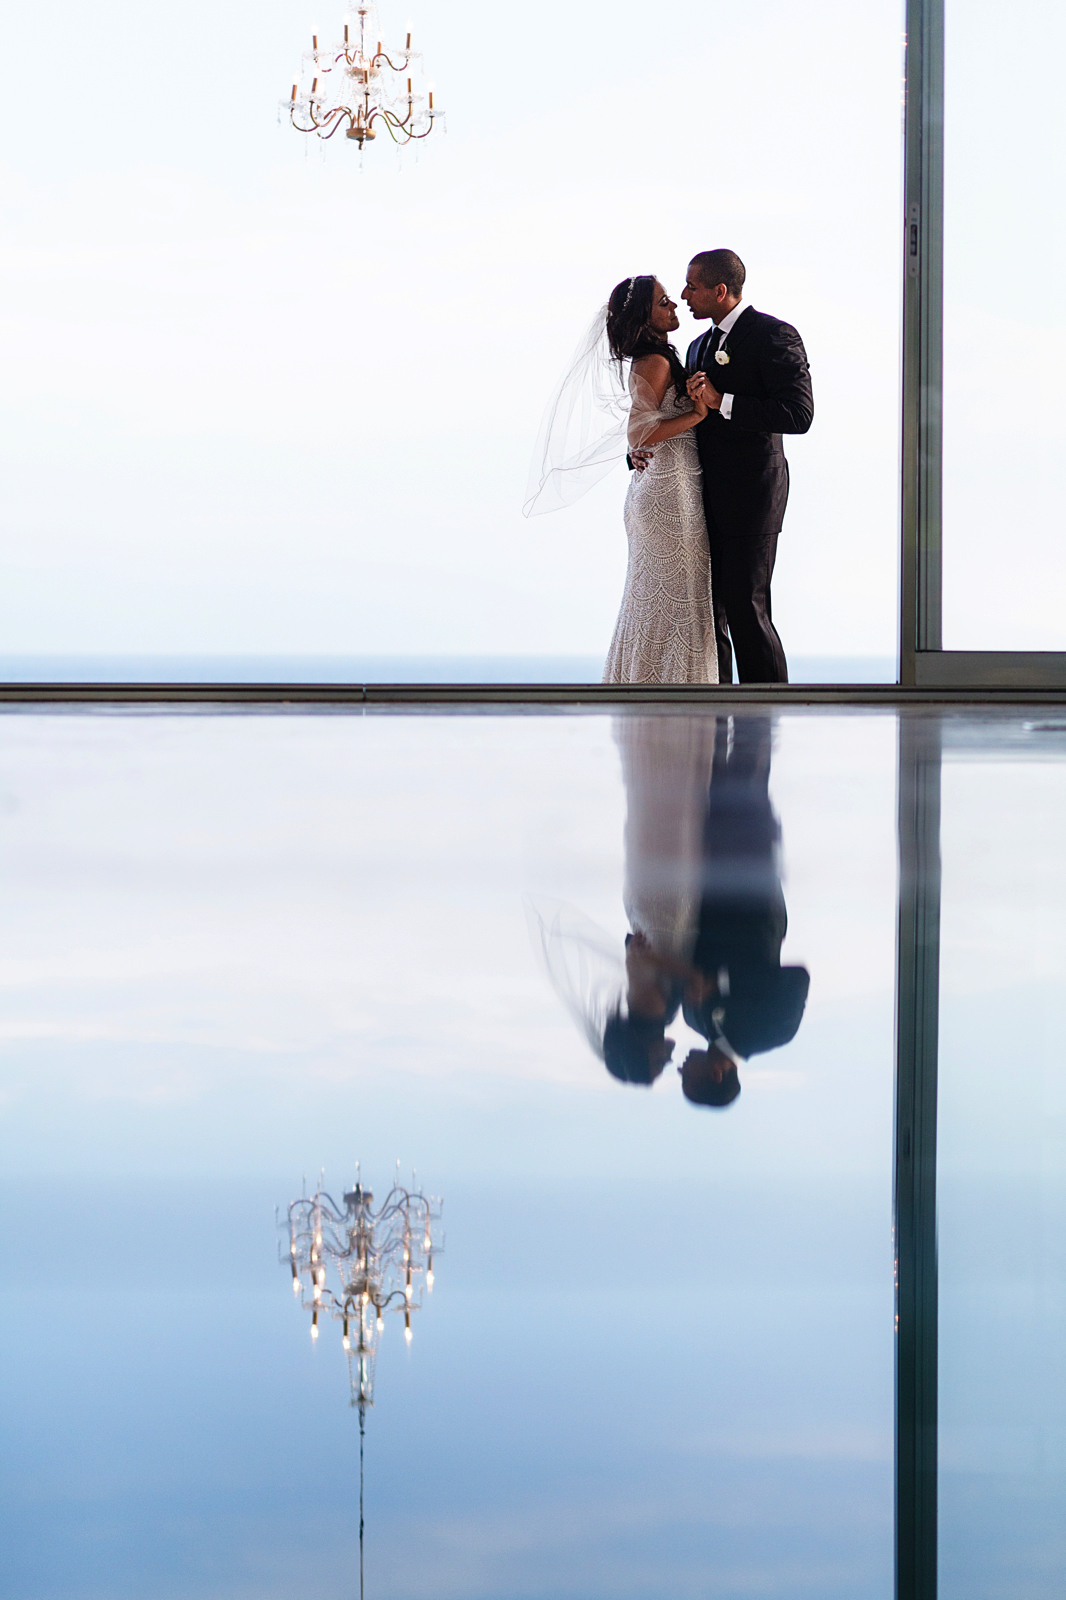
top-left (630, 352), bottom-right (672, 402)
top-left (631, 353), bottom-right (671, 378)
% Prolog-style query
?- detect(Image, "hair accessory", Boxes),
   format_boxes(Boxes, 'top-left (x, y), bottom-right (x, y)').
top-left (622, 276), bottom-right (639, 312)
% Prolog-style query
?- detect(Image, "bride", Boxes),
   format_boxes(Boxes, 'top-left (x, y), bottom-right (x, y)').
top-left (524, 274), bottom-right (718, 685)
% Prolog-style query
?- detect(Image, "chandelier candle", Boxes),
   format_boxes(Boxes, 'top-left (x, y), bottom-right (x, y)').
top-left (282, 2), bottom-right (442, 149)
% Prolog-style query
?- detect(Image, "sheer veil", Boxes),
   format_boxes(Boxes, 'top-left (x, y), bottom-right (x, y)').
top-left (524, 897), bottom-right (626, 1061)
top-left (522, 305), bottom-right (683, 517)
top-left (522, 306), bottom-right (629, 517)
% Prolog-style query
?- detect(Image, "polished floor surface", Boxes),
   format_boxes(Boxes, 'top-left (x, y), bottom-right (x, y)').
top-left (0, 705), bottom-right (1062, 1599)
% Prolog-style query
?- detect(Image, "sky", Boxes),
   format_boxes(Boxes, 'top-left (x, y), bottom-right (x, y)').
top-left (0, 0), bottom-right (908, 661)
top-left (940, 0), bottom-right (1066, 650)
top-left (937, 756), bottom-right (1066, 1595)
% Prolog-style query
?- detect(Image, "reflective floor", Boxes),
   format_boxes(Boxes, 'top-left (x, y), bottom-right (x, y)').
top-left (0, 705), bottom-right (1062, 1599)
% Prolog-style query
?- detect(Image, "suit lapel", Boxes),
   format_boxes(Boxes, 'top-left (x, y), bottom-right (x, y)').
top-left (693, 309), bottom-right (755, 373)
top-left (702, 326), bottom-right (720, 368)
top-left (687, 333), bottom-right (708, 372)
top-left (720, 306), bottom-right (757, 359)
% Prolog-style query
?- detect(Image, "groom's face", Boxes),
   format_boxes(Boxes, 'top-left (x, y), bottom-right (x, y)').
top-left (682, 264), bottom-right (723, 322)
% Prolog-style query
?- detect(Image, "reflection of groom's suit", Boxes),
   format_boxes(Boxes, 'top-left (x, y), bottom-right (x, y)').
top-left (687, 309), bottom-right (813, 685)
top-left (683, 717), bottom-right (809, 1060)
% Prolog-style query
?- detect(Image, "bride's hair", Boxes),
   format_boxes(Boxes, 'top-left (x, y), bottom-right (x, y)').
top-left (606, 275), bottom-right (689, 400)
top-left (602, 1008), bottom-right (668, 1085)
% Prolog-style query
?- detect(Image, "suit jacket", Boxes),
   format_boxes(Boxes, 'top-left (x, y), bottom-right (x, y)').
top-left (683, 900), bottom-right (810, 1060)
top-left (682, 713), bottom-right (810, 1059)
top-left (686, 308), bottom-right (813, 541)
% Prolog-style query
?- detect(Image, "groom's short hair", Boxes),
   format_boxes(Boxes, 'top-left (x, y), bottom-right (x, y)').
top-left (690, 249), bottom-right (746, 298)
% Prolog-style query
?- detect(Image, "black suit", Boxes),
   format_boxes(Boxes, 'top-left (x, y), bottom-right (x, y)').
top-left (686, 309), bottom-right (813, 684)
top-left (683, 716), bottom-right (809, 1058)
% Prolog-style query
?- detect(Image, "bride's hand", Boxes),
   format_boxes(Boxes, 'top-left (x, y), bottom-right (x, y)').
top-left (687, 371), bottom-right (709, 418)
top-left (688, 371), bottom-right (722, 416)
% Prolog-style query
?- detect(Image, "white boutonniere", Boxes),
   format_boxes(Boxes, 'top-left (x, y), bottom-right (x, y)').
top-left (714, 347), bottom-right (730, 366)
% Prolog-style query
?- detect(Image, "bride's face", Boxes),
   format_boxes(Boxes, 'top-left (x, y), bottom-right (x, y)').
top-left (647, 282), bottom-right (680, 336)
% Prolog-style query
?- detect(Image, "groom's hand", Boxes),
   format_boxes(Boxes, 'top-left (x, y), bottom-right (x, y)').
top-left (687, 371), bottom-right (722, 412)
top-left (630, 447), bottom-right (653, 474)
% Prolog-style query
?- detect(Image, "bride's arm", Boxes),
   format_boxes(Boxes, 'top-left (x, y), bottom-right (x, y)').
top-left (628, 355), bottom-right (708, 449)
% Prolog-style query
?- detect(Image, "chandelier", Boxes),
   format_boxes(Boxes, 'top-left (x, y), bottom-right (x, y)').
top-left (283, 4), bottom-right (442, 148)
top-left (281, 1171), bottom-right (443, 1598)
top-left (283, 1172), bottom-right (442, 1412)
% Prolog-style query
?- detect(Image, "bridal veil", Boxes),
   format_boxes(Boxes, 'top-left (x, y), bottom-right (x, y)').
top-left (522, 307), bottom-right (671, 517)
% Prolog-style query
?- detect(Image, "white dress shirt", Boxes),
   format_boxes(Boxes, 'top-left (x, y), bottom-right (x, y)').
top-left (702, 300), bottom-right (750, 422)
top-left (710, 1003), bottom-right (747, 1066)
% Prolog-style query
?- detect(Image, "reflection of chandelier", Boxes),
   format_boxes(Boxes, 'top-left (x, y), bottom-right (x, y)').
top-left (281, 1173), bottom-right (443, 1599)
top-left (282, 4), bottom-right (442, 148)
top-left (284, 1174), bottom-right (442, 1413)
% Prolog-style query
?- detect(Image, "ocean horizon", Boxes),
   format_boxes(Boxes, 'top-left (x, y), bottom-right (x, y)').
top-left (0, 653), bottom-right (898, 685)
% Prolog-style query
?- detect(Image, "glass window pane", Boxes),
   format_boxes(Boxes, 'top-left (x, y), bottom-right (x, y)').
top-left (942, 0), bottom-right (1066, 649)
top-left (939, 744), bottom-right (1066, 1595)
top-left (0, 0), bottom-right (901, 683)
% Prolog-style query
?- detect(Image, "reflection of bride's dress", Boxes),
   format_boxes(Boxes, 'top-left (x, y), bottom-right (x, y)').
top-left (614, 713), bottom-right (718, 962)
top-left (603, 383), bottom-right (719, 685)
top-left (526, 714), bottom-right (718, 1062)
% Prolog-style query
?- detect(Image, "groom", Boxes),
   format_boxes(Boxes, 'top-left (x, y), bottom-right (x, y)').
top-left (683, 250), bottom-right (813, 684)
top-left (681, 714), bottom-right (810, 1107)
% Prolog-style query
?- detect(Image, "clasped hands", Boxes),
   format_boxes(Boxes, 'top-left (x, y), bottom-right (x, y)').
top-left (630, 370), bottom-right (723, 474)
top-left (686, 370), bottom-right (722, 411)
top-left (626, 929), bottom-right (718, 1009)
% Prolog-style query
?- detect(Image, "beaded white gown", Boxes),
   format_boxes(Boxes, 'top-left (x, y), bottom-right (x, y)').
top-left (602, 381), bottom-right (719, 685)
top-left (613, 712), bottom-right (718, 961)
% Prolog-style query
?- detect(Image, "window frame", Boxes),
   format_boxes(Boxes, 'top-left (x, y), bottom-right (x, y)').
top-left (899, 0), bottom-right (1066, 689)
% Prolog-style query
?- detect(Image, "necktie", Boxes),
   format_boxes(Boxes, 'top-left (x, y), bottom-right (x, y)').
top-left (704, 325), bottom-right (723, 368)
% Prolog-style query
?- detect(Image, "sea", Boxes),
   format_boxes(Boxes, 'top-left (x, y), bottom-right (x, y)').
top-left (0, 655), bottom-right (897, 684)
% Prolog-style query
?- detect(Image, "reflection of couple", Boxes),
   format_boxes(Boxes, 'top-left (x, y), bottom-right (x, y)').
top-left (525, 250), bottom-right (813, 686)
top-left (612, 714), bottom-right (809, 1106)
top-left (533, 715), bottom-right (809, 1108)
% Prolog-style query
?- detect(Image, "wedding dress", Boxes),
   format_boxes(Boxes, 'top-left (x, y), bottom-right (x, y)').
top-left (523, 310), bottom-right (718, 685)
top-left (525, 713), bottom-right (718, 1062)
top-left (613, 713), bottom-right (718, 959)
top-left (602, 379), bottom-right (719, 685)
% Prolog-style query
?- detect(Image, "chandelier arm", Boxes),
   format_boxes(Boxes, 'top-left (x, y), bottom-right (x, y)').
top-left (376, 108), bottom-right (426, 138)
top-left (370, 50), bottom-right (412, 72)
top-left (307, 101), bottom-right (344, 131)
top-left (373, 115), bottom-right (417, 147)
top-left (320, 110), bottom-right (354, 140)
